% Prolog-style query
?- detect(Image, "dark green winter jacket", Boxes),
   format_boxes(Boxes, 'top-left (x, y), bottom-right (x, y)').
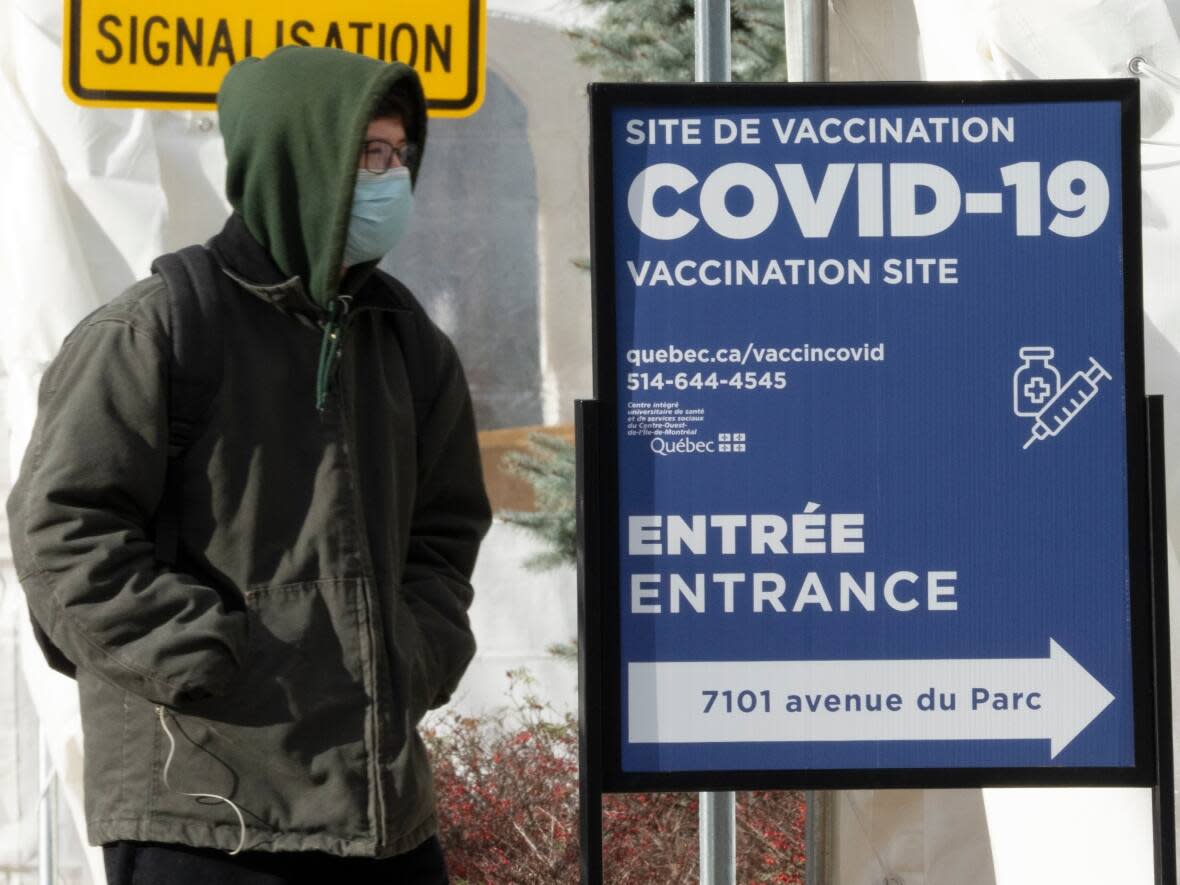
top-left (6, 47), bottom-right (490, 857)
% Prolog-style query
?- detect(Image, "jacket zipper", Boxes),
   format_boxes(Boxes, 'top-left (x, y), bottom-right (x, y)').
top-left (316, 296), bottom-right (401, 412)
top-left (315, 296), bottom-right (351, 412)
top-left (329, 311), bottom-right (389, 850)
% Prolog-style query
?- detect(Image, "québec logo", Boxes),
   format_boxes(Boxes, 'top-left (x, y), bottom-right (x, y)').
top-left (650, 437), bottom-right (715, 456)
top-left (649, 434), bottom-right (747, 456)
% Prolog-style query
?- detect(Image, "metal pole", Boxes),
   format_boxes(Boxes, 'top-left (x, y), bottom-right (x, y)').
top-left (695, 2), bottom-right (734, 884)
top-left (784, 5), bottom-right (831, 884)
top-left (696, 0), bottom-right (732, 84)
top-left (699, 791), bottom-right (736, 885)
top-left (38, 729), bottom-right (56, 885)
top-left (577, 399), bottom-right (605, 885)
top-left (1147, 396), bottom-right (1177, 885)
top-left (804, 789), bottom-right (832, 885)
top-left (785, 0), bottom-right (828, 83)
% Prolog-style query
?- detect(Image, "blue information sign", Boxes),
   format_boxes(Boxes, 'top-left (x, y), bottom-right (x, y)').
top-left (588, 82), bottom-right (1153, 789)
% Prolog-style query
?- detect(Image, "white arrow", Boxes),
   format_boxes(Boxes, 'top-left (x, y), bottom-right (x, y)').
top-left (628, 639), bottom-right (1115, 759)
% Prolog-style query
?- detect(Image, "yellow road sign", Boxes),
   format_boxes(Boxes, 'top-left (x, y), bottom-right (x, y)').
top-left (63, 0), bottom-right (485, 116)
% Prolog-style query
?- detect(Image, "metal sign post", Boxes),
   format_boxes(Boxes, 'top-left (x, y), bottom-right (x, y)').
top-left (694, 3), bottom-right (736, 884)
top-left (1147, 395), bottom-right (1176, 885)
top-left (578, 400), bottom-right (604, 885)
top-left (696, 0), bottom-right (731, 83)
top-left (783, 6), bottom-right (832, 882)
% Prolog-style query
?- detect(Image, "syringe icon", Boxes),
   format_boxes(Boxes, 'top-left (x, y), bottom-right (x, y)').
top-left (1023, 357), bottom-right (1112, 449)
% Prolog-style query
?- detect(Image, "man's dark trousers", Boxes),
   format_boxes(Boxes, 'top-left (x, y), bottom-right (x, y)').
top-left (103, 835), bottom-right (449, 885)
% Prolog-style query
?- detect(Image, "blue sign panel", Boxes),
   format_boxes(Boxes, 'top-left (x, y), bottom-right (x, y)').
top-left (591, 82), bottom-right (1151, 787)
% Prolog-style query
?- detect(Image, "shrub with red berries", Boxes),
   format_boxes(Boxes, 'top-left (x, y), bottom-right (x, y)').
top-left (424, 672), bottom-right (806, 884)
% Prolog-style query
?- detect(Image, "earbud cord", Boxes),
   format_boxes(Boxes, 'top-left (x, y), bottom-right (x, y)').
top-left (155, 705), bottom-right (247, 855)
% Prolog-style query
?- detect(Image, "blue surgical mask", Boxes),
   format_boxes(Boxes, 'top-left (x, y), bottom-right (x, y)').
top-left (342, 167), bottom-right (413, 266)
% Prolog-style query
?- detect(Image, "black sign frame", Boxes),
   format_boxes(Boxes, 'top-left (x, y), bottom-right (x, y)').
top-left (580, 79), bottom-right (1158, 795)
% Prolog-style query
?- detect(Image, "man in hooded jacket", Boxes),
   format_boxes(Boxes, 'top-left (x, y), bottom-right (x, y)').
top-left (6, 47), bottom-right (490, 885)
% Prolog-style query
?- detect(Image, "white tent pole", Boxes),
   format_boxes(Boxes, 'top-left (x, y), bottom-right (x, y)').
top-left (694, 2), bottom-right (735, 884)
top-left (785, 0), bottom-right (828, 83)
top-left (38, 727), bottom-right (56, 885)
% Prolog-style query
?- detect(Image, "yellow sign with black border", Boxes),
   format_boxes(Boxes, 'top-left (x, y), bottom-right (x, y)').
top-left (63, 0), bottom-right (485, 116)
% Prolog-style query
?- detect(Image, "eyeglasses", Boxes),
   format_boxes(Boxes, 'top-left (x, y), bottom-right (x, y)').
top-left (359, 139), bottom-right (418, 173)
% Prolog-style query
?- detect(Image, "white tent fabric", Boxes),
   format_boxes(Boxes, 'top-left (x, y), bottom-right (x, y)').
top-left (1, 2), bottom-right (173, 882)
top-left (825, 1), bottom-right (1180, 882)
top-left (2, 0), bottom-right (1178, 883)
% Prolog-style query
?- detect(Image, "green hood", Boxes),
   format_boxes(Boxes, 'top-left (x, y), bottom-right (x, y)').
top-left (217, 47), bottom-right (427, 309)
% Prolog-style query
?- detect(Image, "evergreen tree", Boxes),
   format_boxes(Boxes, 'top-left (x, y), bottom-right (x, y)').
top-left (500, 433), bottom-right (578, 571)
top-left (570, 0), bottom-right (786, 83)
top-left (500, 434), bottom-right (579, 658)
top-left (502, 5), bottom-right (787, 652)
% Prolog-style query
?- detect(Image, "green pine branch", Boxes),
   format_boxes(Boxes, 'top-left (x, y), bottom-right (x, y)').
top-left (499, 433), bottom-right (578, 572)
top-left (569, 0), bottom-right (786, 83)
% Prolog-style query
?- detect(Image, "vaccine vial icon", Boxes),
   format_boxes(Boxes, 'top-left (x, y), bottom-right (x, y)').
top-left (1013, 347), bottom-right (1061, 417)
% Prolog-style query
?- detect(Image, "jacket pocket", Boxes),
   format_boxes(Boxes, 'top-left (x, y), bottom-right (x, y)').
top-left (389, 587), bottom-right (438, 726)
top-left (157, 578), bottom-right (376, 843)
